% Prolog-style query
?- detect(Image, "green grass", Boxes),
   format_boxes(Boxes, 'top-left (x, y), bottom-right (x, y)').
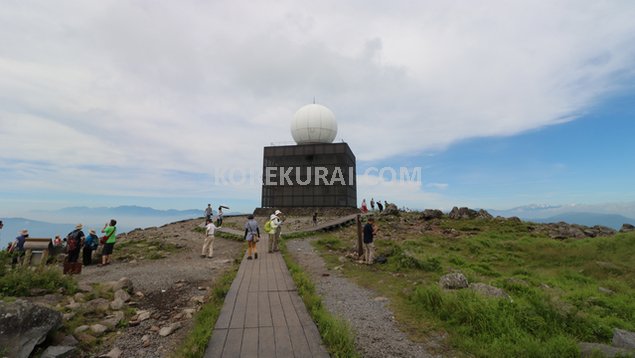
top-left (116, 238), bottom-right (182, 261)
top-left (0, 251), bottom-right (77, 298)
top-left (309, 213), bottom-right (635, 357)
top-left (280, 239), bottom-right (359, 358)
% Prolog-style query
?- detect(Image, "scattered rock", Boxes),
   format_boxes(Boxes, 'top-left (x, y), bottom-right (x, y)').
top-left (74, 325), bottom-right (89, 334)
top-left (110, 298), bottom-right (125, 310)
top-left (159, 322), bottom-right (181, 337)
top-left (100, 347), bottom-right (122, 358)
top-left (507, 216), bottom-right (522, 223)
top-left (84, 298), bottom-right (110, 313)
top-left (135, 310), bottom-right (151, 322)
top-left (62, 312), bottom-right (75, 321)
top-left (613, 328), bottom-right (635, 349)
top-left (382, 203), bottom-right (400, 216)
top-left (90, 324), bottom-right (108, 335)
top-left (373, 296), bottom-right (389, 302)
top-left (539, 222), bottom-right (616, 240)
top-left (134, 291), bottom-right (145, 299)
top-left (579, 342), bottom-right (634, 358)
top-left (620, 223), bottom-right (635, 233)
top-left (598, 287), bottom-right (615, 295)
top-left (74, 332), bottom-right (97, 345)
top-left (101, 311), bottom-right (125, 329)
top-left (448, 207), bottom-right (492, 220)
top-left (59, 335), bottom-right (79, 347)
top-left (183, 308), bottom-right (196, 319)
top-left (73, 293), bottom-right (86, 302)
top-left (190, 295), bottom-right (205, 304)
top-left (420, 209), bottom-right (443, 221)
top-left (40, 345), bottom-right (77, 358)
top-left (469, 283), bottom-right (511, 300)
top-left (439, 272), bottom-right (469, 289)
top-left (114, 289), bottom-right (131, 302)
top-left (0, 300), bottom-right (63, 358)
top-left (115, 277), bottom-right (134, 293)
top-left (77, 283), bottom-right (92, 292)
top-left (65, 300), bottom-right (81, 310)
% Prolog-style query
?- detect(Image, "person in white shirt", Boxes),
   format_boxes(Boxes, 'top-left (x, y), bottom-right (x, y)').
top-left (202, 219), bottom-right (217, 258)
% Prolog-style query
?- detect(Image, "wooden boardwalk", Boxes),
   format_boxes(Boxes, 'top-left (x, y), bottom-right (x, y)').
top-left (204, 232), bottom-right (329, 358)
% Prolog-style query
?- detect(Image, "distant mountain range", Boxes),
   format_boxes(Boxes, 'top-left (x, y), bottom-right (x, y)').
top-left (528, 212), bottom-right (635, 229)
top-left (0, 218), bottom-right (76, 247)
top-left (32, 205), bottom-right (202, 217)
top-left (489, 203), bottom-right (635, 230)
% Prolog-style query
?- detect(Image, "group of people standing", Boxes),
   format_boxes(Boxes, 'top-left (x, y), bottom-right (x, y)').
top-left (205, 204), bottom-right (226, 228)
top-left (361, 198), bottom-right (386, 213)
top-left (5, 219), bottom-right (118, 272)
top-left (200, 209), bottom-right (285, 261)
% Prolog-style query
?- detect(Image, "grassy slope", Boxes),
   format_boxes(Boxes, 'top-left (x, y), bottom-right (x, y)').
top-left (312, 213), bottom-right (635, 358)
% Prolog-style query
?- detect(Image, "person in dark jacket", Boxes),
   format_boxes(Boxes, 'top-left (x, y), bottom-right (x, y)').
top-left (11, 229), bottom-right (28, 268)
top-left (244, 215), bottom-right (260, 260)
top-left (363, 217), bottom-right (378, 264)
top-left (66, 224), bottom-right (85, 264)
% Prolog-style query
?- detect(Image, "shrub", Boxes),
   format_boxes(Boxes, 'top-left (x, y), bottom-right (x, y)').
top-left (0, 265), bottom-right (77, 298)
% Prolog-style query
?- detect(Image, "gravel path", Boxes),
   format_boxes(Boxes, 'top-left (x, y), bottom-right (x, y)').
top-left (287, 238), bottom-right (442, 358)
top-left (77, 219), bottom-right (243, 358)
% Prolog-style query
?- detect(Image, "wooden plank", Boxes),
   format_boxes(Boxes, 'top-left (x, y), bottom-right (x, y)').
top-left (279, 291), bottom-right (301, 327)
top-left (258, 326), bottom-right (275, 357)
top-left (229, 271), bottom-right (251, 329)
top-left (258, 291), bottom-right (273, 327)
top-left (240, 327), bottom-right (258, 358)
top-left (274, 325), bottom-right (293, 358)
top-left (288, 324), bottom-right (312, 358)
top-left (268, 291), bottom-right (286, 327)
top-left (290, 293), bottom-right (312, 326)
top-left (221, 328), bottom-right (243, 357)
top-left (302, 322), bottom-right (330, 358)
top-left (204, 329), bottom-right (227, 358)
top-left (244, 292), bottom-right (259, 328)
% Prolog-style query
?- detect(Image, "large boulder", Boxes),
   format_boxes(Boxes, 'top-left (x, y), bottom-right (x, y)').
top-left (382, 203), bottom-right (400, 216)
top-left (620, 223), bottom-right (635, 233)
top-left (448, 207), bottom-right (491, 220)
top-left (439, 272), bottom-right (469, 289)
top-left (469, 283), bottom-right (511, 300)
top-left (420, 209), bottom-right (443, 221)
top-left (0, 299), bottom-right (62, 358)
top-left (40, 345), bottom-right (77, 358)
top-left (579, 342), bottom-right (634, 358)
top-left (613, 328), bottom-right (635, 349)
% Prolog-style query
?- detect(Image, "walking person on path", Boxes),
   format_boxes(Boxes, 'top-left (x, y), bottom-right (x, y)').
top-left (205, 204), bottom-right (213, 222)
top-left (363, 216), bottom-right (379, 264)
top-left (269, 210), bottom-right (284, 253)
top-left (83, 229), bottom-right (99, 266)
top-left (100, 219), bottom-right (117, 266)
top-left (202, 219), bottom-right (217, 258)
top-left (370, 198), bottom-right (375, 211)
top-left (244, 215), bottom-right (260, 259)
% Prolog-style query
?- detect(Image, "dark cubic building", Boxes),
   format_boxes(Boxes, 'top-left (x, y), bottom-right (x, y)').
top-left (261, 142), bottom-right (357, 208)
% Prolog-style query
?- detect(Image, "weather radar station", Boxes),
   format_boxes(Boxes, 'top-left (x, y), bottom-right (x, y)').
top-left (260, 103), bottom-right (357, 210)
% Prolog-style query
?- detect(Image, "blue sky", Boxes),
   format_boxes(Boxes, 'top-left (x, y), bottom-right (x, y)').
top-left (1, 1), bottom-right (635, 221)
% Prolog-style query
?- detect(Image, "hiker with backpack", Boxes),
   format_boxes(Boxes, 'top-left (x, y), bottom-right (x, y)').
top-left (66, 224), bottom-right (85, 264)
top-left (244, 215), bottom-right (260, 259)
top-left (10, 229), bottom-right (28, 268)
top-left (83, 229), bottom-right (99, 266)
top-left (266, 210), bottom-right (284, 253)
top-left (100, 219), bottom-right (117, 266)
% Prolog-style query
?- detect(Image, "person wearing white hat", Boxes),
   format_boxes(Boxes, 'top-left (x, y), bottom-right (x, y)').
top-left (268, 210), bottom-right (284, 253)
top-left (66, 224), bottom-right (85, 266)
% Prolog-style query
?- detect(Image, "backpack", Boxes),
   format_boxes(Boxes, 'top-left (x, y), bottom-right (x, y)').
top-left (67, 231), bottom-right (79, 251)
top-left (264, 220), bottom-right (272, 234)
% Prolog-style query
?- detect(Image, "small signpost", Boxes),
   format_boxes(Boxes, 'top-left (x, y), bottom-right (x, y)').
top-left (23, 238), bottom-right (53, 266)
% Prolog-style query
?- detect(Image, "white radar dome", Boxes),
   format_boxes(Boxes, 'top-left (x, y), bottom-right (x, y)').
top-left (291, 104), bottom-right (338, 144)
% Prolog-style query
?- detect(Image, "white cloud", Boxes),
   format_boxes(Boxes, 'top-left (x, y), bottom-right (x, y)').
top-left (1, 1), bottom-right (634, 208)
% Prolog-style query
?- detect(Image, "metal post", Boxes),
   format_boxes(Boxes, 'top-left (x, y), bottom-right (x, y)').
top-left (356, 214), bottom-right (363, 257)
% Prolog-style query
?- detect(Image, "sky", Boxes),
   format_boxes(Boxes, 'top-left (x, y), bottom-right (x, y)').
top-left (1, 0), bottom-right (635, 220)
